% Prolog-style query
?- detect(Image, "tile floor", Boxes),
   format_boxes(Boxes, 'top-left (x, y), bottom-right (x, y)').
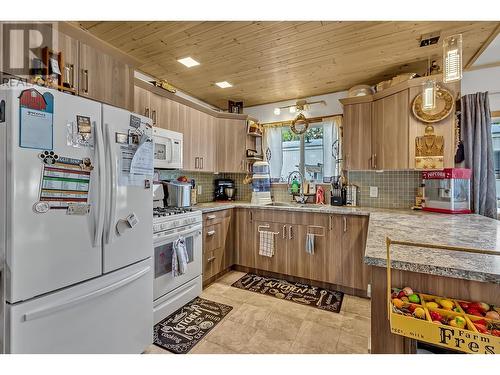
top-left (145, 271), bottom-right (371, 354)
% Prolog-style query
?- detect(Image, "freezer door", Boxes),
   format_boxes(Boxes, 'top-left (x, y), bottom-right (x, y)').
top-left (6, 258), bottom-right (153, 353)
top-left (102, 105), bottom-right (153, 273)
top-left (2, 84), bottom-right (104, 303)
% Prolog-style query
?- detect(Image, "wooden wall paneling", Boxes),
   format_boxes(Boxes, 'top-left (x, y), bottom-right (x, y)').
top-left (80, 21), bottom-right (499, 109)
top-left (371, 266), bottom-right (500, 354)
top-left (407, 80), bottom-right (460, 169)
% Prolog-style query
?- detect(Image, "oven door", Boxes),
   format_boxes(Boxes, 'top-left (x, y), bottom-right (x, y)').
top-left (153, 223), bottom-right (202, 301)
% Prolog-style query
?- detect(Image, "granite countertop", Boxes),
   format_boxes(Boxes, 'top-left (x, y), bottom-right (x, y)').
top-left (193, 201), bottom-right (500, 284)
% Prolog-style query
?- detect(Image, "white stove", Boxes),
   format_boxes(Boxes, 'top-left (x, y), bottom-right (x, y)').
top-left (152, 183), bottom-right (203, 324)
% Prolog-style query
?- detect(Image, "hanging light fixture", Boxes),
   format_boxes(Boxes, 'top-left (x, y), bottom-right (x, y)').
top-left (422, 79), bottom-right (437, 111)
top-left (443, 34), bottom-right (463, 83)
top-left (422, 55), bottom-right (437, 111)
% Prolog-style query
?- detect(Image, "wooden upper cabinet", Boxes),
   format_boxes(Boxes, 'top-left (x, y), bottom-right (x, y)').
top-left (372, 90), bottom-right (409, 169)
top-left (55, 31), bottom-right (79, 92)
top-left (343, 102), bottom-right (373, 170)
top-left (79, 42), bottom-right (134, 111)
top-left (134, 85), bottom-right (151, 118)
top-left (217, 118), bottom-right (247, 173)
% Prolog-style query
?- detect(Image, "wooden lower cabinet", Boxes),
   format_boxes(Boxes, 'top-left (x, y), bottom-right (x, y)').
top-left (340, 215), bottom-right (371, 291)
top-left (232, 208), bottom-right (370, 294)
top-left (202, 210), bottom-right (233, 283)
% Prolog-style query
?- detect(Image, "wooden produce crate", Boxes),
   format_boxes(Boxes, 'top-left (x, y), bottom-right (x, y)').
top-left (386, 237), bottom-right (500, 354)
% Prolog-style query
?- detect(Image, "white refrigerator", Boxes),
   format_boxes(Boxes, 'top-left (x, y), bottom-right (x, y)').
top-left (0, 81), bottom-right (154, 353)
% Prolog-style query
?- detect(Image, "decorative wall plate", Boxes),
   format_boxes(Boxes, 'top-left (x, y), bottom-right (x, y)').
top-left (291, 113), bottom-right (309, 134)
top-left (412, 86), bottom-right (454, 123)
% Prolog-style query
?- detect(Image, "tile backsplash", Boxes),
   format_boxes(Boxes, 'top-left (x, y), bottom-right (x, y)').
top-left (157, 169), bottom-right (421, 209)
top-left (347, 170), bottom-right (421, 209)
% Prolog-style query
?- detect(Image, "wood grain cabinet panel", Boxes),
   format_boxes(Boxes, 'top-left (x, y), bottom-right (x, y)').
top-left (134, 85), bottom-right (150, 118)
top-left (340, 215), bottom-right (371, 291)
top-left (79, 42), bottom-right (133, 110)
top-left (343, 103), bottom-right (373, 170)
top-left (55, 31), bottom-right (79, 92)
top-left (202, 210), bottom-right (233, 283)
top-left (216, 118), bottom-right (247, 173)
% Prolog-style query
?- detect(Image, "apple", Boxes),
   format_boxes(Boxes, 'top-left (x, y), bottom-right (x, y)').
top-left (485, 311), bottom-right (500, 320)
top-left (402, 287), bottom-right (413, 296)
top-left (459, 302), bottom-right (469, 310)
top-left (398, 291), bottom-right (406, 299)
top-left (480, 302), bottom-right (490, 312)
top-left (430, 311), bottom-right (442, 321)
top-left (474, 323), bottom-right (488, 333)
top-left (469, 302), bottom-right (485, 312)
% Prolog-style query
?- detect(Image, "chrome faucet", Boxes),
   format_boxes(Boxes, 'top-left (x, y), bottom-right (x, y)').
top-left (287, 170), bottom-right (307, 204)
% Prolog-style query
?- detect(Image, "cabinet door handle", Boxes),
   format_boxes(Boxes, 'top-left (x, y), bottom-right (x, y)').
top-left (207, 230), bottom-right (216, 236)
top-left (81, 69), bottom-right (89, 93)
top-left (329, 216), bottom-right (333, 230)
top-left (152, 109), bottom-right (157, 125)
top-left (288, 225), bottom-right (293, 240)
top-left (195, 157), bottom-right (199, 169)
top-left (249, 211), bottom-right (253, 223)
top-left (207, 256), bottom-right (216, 262)
top-left (373, 153), bottom-right (377, 170)
top-left (200, 157), bottom-right (204, 170)
top-left (145, 107), bottom-right (150, 118)
top-left (343, 217), bottom-right (347, 232)
top-left (282, 225), bottom-right (286, 239)
top-left (207, 214), bottom-right (216, 220)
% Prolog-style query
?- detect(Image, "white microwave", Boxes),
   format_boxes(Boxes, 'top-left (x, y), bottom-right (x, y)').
top-left (153, 127), bottom-right (183, 169)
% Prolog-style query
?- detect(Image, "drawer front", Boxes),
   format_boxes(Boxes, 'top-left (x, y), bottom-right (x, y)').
top-left (204, 223), bottom-right (222, 252)
top-left (203, 209), bottom-right (231, 225)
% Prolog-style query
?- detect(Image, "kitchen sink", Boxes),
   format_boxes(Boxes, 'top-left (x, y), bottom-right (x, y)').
top-left (267, 202), bottom-right (308, 208)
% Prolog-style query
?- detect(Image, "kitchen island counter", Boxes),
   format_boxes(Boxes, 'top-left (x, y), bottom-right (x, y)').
top-left (195, 201), bottom-right (500, 284)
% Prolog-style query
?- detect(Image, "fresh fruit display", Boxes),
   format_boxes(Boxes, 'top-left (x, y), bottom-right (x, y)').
top-left (458, 300), bottom-right (500, 319)
top-left (470, 318), bottom-right (500, 336)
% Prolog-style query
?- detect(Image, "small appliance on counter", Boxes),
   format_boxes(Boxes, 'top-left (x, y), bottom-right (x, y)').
top-left (251, 161), bottom-right (272, 205)
top-left (166, 181), bottom-right (192, 207)
top-left (345, 184), bottom-right (358, 206)
top-left (214, 178), bottom-right (236, 201)
top-left (422, 168), bottom-right (471, 214)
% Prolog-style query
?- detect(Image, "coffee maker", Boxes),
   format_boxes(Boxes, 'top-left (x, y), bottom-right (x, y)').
top-left (214, 179), bottom-right (236, 201)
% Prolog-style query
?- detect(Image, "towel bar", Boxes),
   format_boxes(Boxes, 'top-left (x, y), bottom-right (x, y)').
top-left (306, 225), bottom-right (325, 237)
top-left (258, 224), bottom-right (279, 235)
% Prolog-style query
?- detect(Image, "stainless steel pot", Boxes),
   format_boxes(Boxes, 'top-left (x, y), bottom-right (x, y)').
top-left (167, 181), bottom-right (192, 207)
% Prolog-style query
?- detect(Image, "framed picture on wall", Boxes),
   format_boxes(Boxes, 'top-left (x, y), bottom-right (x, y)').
top-left (228, 100), bottom-right (243, 114)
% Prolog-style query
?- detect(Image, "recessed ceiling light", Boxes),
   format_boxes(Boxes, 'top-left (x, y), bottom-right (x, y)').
top-left (215, 81), bottom-right (232, 88)
top-left (177, 57), bottom-right (200, 68)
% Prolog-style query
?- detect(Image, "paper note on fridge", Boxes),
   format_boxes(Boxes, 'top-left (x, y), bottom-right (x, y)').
top-left (130, 139), bottom-right (153, 176)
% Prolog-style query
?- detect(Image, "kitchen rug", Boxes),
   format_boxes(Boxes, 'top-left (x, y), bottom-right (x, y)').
top-left (232, 273), bottom-right (344, 313)
top-left (153, 297), bottom-right (233, 354)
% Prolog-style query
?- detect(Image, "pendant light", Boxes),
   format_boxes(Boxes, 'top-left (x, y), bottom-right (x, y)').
top-left (422, 79), bottom-right (437, 111)
top-left (443, 34), bottom-right (463, 83)
top-left (422, 55), bottom-right (437, 111)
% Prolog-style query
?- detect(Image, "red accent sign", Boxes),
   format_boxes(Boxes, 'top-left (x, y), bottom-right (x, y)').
top-left (422, 168), bottom-right (472, 180)
top-left (18, 89), bottom-right (47, 111)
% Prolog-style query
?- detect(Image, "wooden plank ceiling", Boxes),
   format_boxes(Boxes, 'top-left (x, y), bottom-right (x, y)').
top-left (78, 21), bottom-right (499, 110)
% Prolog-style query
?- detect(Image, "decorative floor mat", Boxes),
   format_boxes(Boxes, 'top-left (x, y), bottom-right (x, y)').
top-left (153, 297), bottom-right (233, 354)
top-left (232, 273), bottom-right (344, 313)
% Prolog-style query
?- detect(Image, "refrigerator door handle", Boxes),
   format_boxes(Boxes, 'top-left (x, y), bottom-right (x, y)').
top-left (93, 121), bottom-right (105, 247)
top-left (105, 123), bottom-right (117, 245)
top-left (23, 266), bottom-right (151, 322)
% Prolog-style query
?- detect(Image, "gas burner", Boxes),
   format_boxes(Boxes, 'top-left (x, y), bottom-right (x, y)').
top-left (153, 207), bottom-right (193, 217)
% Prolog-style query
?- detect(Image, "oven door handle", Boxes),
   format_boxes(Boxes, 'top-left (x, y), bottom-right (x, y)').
top-left (154, 225), bottom-right (202, 245)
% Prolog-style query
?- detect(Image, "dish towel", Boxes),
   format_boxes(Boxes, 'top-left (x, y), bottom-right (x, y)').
top-left (306, 233), bottom-right (315, 255)
top-left (172, 236), bottom-right (189, 277)
top-left (259, 231), bottom-right (275, 257)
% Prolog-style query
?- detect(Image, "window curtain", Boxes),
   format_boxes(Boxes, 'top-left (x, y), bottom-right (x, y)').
top-left (460, 92), bottom-right (496, 218)
top-left (322, 116), bottom-right (342, 182)
top-left (263, 127), bottom-right (283, 182)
